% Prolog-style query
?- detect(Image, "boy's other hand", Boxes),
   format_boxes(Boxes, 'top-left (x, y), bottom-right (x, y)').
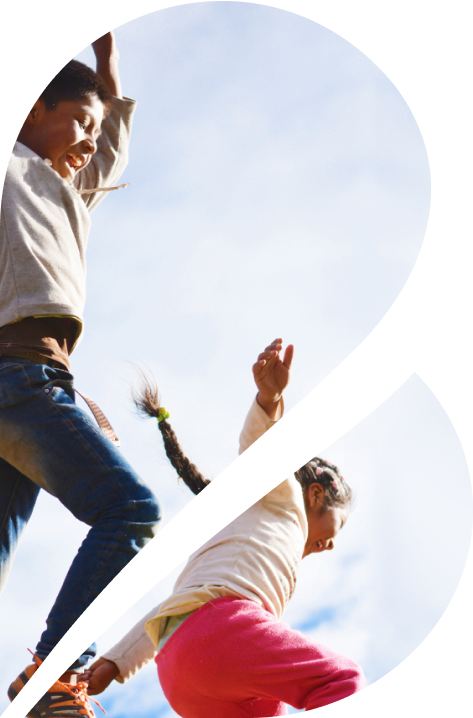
top-left (92, 32), bottom-right (119, 63)
top-left (253, 339), bottom-right (294, 420)
top-left (82, 657), bottom-right (120, 695)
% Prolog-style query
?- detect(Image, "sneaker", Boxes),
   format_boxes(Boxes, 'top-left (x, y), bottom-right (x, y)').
top-left (8, 654), bottom-right (105, 718)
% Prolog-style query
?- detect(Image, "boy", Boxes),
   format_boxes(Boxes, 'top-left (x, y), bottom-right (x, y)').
top-left (0, 32), bottom-right (161, 718)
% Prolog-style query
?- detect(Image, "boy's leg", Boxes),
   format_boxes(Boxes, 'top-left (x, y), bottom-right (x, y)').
top-left (157, 597), bottom-right (364, 717)
top-left (0, 457), bottom-right (41, 595)
top-left (0, 359), bottom-right (161, 669)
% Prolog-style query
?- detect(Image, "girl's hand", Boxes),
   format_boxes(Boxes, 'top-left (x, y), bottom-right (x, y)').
top-left (253, 339), bottom-right (294, 420)
top-left (92, 32), bottom-right (119, 64)
top-left (82, 657), bottom-right (120, 695)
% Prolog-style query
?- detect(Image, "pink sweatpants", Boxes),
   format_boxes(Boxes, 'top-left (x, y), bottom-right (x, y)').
top-left (157, 597), bottom-right (364, 717)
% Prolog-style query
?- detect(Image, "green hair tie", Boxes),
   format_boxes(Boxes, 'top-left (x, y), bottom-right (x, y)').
top-left (157, 407), bottom-right (170, 423)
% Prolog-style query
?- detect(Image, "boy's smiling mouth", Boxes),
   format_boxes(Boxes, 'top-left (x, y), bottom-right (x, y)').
top-left (66, 153), bottom-right (86, 170)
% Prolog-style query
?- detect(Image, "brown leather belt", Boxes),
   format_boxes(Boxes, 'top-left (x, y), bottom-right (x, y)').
top-left (0, 353), bottom-right (66, 370)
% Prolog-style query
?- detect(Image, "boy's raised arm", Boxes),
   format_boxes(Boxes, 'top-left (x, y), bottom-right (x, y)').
top-left (74, 31), bottom-right (136, 210)
top-left (92, 32), bottom-right (122, 99)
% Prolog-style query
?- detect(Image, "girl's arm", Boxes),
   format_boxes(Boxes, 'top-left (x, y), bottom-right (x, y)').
top-left (83, 658), bottom-right (119, 695)
top-left (253, 338), bottom-right (294, 420)
top-left (84, 605), bottom-right (159, 694)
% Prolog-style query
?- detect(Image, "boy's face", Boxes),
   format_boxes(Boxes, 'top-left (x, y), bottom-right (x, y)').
top-left (21, 95), bottom-right (105, 184)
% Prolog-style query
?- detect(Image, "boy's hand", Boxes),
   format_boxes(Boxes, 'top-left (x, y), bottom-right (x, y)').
top-left (253, 339), bottom-right (294, 420)
top-left (92, 32), bottom-right (119, 64)
top-left (92, 31), bottom-right (122, 98)
top-left (82, 657), bottom-right (120, 695)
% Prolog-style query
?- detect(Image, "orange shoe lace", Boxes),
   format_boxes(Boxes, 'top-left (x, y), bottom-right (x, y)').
top-left (27, 649), bottom-right (106, 716)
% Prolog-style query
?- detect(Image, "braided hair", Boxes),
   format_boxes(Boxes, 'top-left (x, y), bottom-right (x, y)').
top-left (133, 373), bottom-right (352, 509)
top-left (295, 457), bottom-right (352, 511)
top-left (132, 372), bottom-right (209, 495)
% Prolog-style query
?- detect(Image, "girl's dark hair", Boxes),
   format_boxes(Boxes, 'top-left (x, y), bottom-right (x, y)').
top-left (133, 372), bottom-right (209, 495)
top-left (134, 373), bottom-right (352, 509)
top-left (40, 59), bottom-right (114, 114)
top-left (295, 458), bottom-right (352, 511)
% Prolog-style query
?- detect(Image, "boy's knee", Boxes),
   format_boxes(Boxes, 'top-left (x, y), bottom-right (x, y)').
top-left (99, 483), bottom-right (161, 536)
top-left (117, 495), bottom-right (161, 551)
top-left (132, 492), bottom-right (162, 533)
top-left (149, 495), bottom-right (162, 527)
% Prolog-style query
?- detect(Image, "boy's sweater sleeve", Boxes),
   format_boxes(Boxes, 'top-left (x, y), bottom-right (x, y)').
top-left (73, 96), bottom-right (136, 213)
top-left (101, 605), bottom-right (159, 683)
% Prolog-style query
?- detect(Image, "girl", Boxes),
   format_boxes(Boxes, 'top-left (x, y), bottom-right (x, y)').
top-left (84, 339), bottom-right (364, 716)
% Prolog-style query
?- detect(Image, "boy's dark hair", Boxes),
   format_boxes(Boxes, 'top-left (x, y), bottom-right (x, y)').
top-left (295, 458), bottom-right (353, 511)
top-left (40, 59), bottom-right (114, 114)
top-left (133, 373), bottom-right (353, 511)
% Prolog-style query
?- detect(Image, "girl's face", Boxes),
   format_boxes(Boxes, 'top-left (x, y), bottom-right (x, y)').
top-left (302, 483), bottom-right (349, 558)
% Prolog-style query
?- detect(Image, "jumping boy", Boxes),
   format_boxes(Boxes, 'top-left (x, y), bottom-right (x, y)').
top-left (0, 32), bottom-right (161, 718)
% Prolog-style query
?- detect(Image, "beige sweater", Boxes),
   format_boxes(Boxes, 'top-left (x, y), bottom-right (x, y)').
top-left (103, 398), bottom-right (308, 683)
top-left (0, 96), bottom-right (136, 348)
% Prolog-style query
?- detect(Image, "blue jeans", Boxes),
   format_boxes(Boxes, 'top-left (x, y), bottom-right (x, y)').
top-left (0, 358), bottom-right (161, 669)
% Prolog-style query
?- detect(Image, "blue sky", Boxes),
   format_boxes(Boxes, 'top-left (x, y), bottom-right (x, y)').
top-left (0, 3), bottom-right (471, 717)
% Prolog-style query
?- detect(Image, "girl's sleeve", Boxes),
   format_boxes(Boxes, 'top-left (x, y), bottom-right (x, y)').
top-left (238, 396), bottom-right (284, 454)
top-left (73, 96), bottom-right (137, 213)
top-left (101, 605), bottom-right (159, 683)
top-left (239, 396), bottom-right (301, 506)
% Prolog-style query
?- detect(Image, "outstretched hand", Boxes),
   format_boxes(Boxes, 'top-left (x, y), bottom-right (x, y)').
top-left (92, 32), bottom-right (119, 64)
top-left (253, 338), bottom-right (294, 420)
top-left (82, 657), bottom-right (120, 695)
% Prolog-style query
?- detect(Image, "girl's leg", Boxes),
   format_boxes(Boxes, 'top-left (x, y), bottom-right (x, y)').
top-left (0, 360), bottom-right (161, 669)
top-left (0, 458), bottom-right (40, 595)
top-left (156, 694), bottom-right (284, 718)
top-left (157, 597), bottom-right (364, 717)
